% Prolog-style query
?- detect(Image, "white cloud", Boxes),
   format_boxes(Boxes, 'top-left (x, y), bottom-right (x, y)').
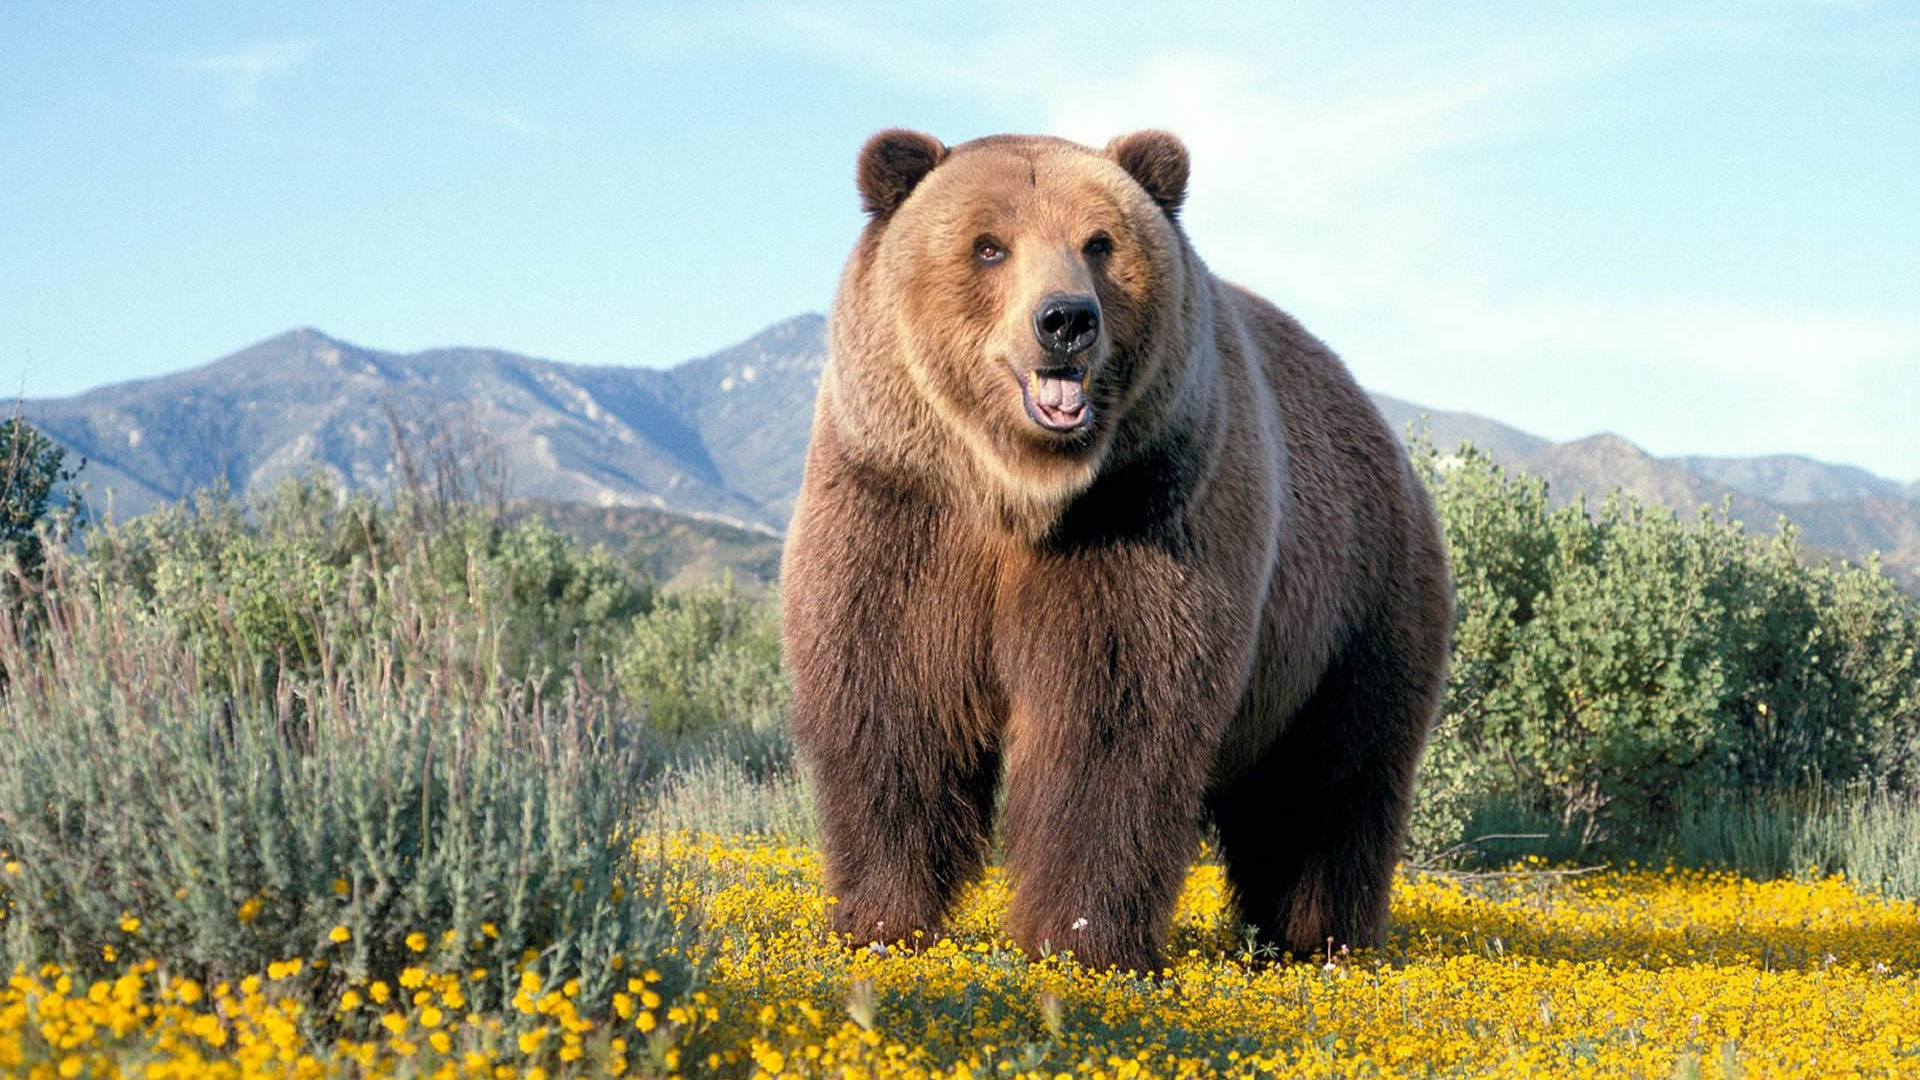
top-left (181, 38), bottom-right (317, 108)
top-left (464, 105), bottom-right (541, 138)
top-left (748, 1), bottom-right (1920, 477)
top-left (1622, 304), bottom-right (1916, 388)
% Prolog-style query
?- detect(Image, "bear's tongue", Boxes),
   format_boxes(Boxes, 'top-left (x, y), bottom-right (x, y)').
top-left (1028, 370), bottom-right (1086, 419)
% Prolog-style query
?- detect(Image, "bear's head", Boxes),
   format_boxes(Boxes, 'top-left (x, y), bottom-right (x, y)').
top-left (833, 129), bottom-right (1198, 514)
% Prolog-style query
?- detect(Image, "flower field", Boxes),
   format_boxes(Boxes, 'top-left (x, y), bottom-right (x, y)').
top-left (5, 837), bottom-right (1919, 1079)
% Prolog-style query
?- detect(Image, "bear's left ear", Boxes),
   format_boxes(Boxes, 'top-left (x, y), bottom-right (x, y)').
top-left (857, 129), bottom-right (947, 219)
top-left (1105, 130), bottom-right (1189, 218)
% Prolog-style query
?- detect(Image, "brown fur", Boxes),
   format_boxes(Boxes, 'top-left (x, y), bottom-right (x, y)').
top-left (782, 129), bottom-right (1452, 972)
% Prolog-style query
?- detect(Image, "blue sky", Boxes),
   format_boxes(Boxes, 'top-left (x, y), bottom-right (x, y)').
top-left (4, 1), bottom-right (1917, 479)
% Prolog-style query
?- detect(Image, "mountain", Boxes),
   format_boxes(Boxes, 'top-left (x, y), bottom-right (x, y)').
top-left (1405, 431), bottom-right (1918, 590)
top-left (29, 318), bottom-right (828, 532)
top-left (649, 314), bottom-right (825, 525)
top-left (1671, 454), bottom-right (1913, 506)
top-left (1369, 393), bottom-right (1551, 461)
top-left (1517, 434), bottom-right (1776, 520)
top-left (26, 317), bottom-right (1920, 593)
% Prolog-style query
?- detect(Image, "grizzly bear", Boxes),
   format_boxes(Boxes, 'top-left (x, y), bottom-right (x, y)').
top-left (781, 128), bottom-right (1452, 973)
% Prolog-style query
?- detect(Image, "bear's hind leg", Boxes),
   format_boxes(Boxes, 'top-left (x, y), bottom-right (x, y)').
top-left (1210, 759), bottom-right (1409, 957)
top-left (1209, 646), bottom-right (1437, 958)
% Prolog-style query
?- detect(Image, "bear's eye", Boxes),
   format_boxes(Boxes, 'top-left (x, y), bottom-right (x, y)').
top-left (1083, 233), bottom-right (1114, 258)
top-left (973, 237), bottom-right (1007, 265)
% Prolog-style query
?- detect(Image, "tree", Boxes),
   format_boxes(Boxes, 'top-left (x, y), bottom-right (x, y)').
top-left (0, 414), bottom-right (84, 582)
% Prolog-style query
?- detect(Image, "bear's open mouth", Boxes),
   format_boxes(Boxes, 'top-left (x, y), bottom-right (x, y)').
top-left (1018, 367), bottom-right (1091, 432)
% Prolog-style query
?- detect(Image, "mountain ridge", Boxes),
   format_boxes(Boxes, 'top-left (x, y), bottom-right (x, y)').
top-left (25, 317), bottom-right (1919, 591)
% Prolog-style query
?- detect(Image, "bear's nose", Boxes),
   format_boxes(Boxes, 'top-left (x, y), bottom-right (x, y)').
top-left (1033, 294), bottom-right (1100, 355)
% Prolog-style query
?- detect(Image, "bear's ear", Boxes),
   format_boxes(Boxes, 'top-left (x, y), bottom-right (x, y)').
top-left (857, 129), bottom-right (947, 218)
top-left (1105, 130), bottom-right (1189, 218)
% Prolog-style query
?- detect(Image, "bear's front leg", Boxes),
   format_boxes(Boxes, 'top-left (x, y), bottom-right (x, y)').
top-left (995, 547), bottom-right (1258, 973)
top-left (784, 478), bottom-right (1007, 950)
top-left (798, 702), bottom-right (1002, 949)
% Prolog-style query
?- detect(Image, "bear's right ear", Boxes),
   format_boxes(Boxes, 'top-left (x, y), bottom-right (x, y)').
top-left (857, 129), bottom-right (947, 218)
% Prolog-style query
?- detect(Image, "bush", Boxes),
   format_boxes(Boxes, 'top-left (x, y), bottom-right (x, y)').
top-left (615, 579), bottom-right (787, 738)
top-left (0, 414), bottom-right (83, 589)
top-left (1666, 784), bottom-right (1920, 899)
top-left (648, 752), bottom-right (815, 840)
top-left (82, 475), bottom-right (649, 701)
top-left (0, 538), bottom-right (697, 1020)
top-left (1803, 785), bottom-right (1920, 899)
top-left (0, 474), bottom-right (714, 1034)
top-left (1412, 442), bottom-right (1920, 858)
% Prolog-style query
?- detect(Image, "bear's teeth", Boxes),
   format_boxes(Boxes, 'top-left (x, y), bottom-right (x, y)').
top-left (1028, 370), bottom-right (1043, 399)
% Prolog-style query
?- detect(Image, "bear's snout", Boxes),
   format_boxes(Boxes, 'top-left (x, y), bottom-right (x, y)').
top-left (1033, 293), bottom-right (1100, 356)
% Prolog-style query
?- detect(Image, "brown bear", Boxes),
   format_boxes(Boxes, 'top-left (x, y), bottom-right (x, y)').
top-left (781, 128), bottom-right (1451, 973)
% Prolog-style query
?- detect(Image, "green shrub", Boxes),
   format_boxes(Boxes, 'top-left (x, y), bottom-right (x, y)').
top-left (1788, 784), bottom-right (1920, 900)
top-left (82, 475), bottom-right (649, 700)
top-left (1666, 789), bottom-right (1813, 881)
top-left (615, 579), bottom-right (787, 737)
top-left (0, 543), bottom-right (696, 1018)
top-left (1662, 785), bottom-right (1920, 899)
top-left (1412, 442), bottom-right (1920, 858)
top-left (648, 753), bottom-right (814, 840)
top-left (0, 414), bottom-right (84, 593)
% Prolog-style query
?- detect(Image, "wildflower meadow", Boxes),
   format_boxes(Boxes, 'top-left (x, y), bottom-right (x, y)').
top-left (1, 428), bottom-right (1918, 1077)
top-left (4, 837), bottom-right (1919, 1078)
